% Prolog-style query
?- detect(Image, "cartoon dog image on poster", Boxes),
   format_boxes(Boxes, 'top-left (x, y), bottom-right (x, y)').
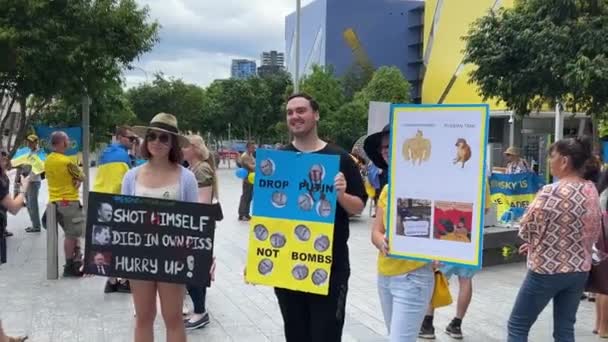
top-left (453, 138), bottom-right (471, 168)
top-left (402, 130), bottom-right (431, 165)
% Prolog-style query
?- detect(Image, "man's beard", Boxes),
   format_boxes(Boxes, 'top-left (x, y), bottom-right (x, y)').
top-left (289, 124), bottom-right (315, 138)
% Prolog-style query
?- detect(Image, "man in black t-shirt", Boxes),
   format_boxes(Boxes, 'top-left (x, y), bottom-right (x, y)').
top-left (275, 93), bottom-right (367, 342)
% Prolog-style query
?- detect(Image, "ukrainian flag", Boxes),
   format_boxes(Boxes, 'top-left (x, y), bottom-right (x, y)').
top-left (93, 143), bottom-right (131, 194)
top-left (11, 147), bottom-right (47, 175)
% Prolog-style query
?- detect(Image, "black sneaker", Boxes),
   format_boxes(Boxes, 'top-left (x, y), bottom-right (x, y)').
top-left (117, 280), bottom-right (131, 293)
top-left (63, 260), bottom-right (83, 278)
top-left (445, 322), bottom-right (463, 339)
top-left (419, 324), bottom-right (436, 340)
top-left (104, 279), bottom-right (118, 293)
top-left (185, 312), bottom-right (210, 330)
top-left (3, 230), bottom-right (13, 237)
top-left (25, 227), bottom-right (40, 233)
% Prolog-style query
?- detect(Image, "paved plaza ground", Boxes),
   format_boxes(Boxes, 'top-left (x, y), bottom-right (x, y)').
top-left (0, 166), bottom-right (600, 341)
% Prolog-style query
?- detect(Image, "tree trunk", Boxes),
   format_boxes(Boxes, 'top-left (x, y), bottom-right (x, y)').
top-left (0, 97), bottom-right (16, 150)
top-left (8, 96), bottom-right (28, 156)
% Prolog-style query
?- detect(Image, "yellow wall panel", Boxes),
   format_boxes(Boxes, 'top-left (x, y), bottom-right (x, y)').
top-left (422, 0), bottom-right (515, 110)
top-left (423, 0), bottom-right (438, 48)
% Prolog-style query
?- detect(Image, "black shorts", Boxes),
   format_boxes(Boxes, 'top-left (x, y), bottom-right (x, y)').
top-left (274, 271), bottom-right (349, 342)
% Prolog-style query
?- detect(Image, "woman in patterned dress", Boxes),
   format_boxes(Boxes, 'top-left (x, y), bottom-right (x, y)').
top-left (507, 137), bottom-right (602, 341)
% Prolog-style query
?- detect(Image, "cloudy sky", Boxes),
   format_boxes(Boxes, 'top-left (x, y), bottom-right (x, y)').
top-left (123, 0), bottom-right (314, 88)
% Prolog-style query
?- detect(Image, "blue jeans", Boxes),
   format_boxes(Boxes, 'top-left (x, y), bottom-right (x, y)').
top-left (507, 270), bottom-right (588, 342)
top-left (378, 264), bottom-right (435, 342)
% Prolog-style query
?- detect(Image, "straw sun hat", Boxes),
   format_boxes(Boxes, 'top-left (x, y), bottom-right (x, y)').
top-left (504, 146), bottom-right (521, 157)
top-left (132, 113), bottom-right (190, 147)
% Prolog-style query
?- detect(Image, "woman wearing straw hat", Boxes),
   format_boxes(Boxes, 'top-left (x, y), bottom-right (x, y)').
top-left (504, 146), bottom-right (530, 174)
top-left (123, 113), bottom-right (198, 342)
top-left (181, 134), bottom-right (219, 330)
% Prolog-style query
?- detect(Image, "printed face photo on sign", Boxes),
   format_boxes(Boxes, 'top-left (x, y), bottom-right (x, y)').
top-left (433, 201), bottom-right (473, 243)
top-left (308, 164), bottom-right (325, 184)
top-left (260, 158), bottom-right (276, 176)
top-left (87, 251), bottom-right (112, 276)
top-left (395, 198), bottom-right (432, 238)
top-left (92, 225), bottom-right (111, 246)
top-left (97, 203), bottom-right (113, 223)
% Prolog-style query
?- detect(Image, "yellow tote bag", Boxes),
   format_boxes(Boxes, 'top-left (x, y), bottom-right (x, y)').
top-left (431, 271), bottom-right (453, 308)
top-left (364, 180), bottom-right (376, 198)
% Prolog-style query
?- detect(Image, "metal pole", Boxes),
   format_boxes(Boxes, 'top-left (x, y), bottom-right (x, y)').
top-left (509, 112), bottom-right (515, 147)
top-left (294, 0), bottom-right (301, 93)
top-left (82, 95), bottom-right (90, 211)
top-left (555, 101), bottom-right (563, 141)
top-left (228, 123), bottom-right (232, 168)
top-left (46, 203), bottom-right (58, 280)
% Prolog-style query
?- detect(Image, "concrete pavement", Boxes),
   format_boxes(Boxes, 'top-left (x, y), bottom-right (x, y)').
top-left (0, 166), bottom-right (599, 341)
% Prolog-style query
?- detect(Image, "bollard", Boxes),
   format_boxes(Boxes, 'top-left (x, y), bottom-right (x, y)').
top-left (46, 202), bottom-right (58, 280)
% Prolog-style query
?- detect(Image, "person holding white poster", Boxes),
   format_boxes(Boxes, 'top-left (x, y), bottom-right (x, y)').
top-left (385, 104), bottom-right (488, 267)
top-left (365, 124), bottom-right (435, 342)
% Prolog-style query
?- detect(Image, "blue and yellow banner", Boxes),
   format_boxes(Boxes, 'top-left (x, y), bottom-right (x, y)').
top-left (35, 125), bottom-right (82, 156)
top-left (246, 149), bottom-right (339, 295)
top-left (11, 147), bottom-right (47, 175)
top-left (489, 172), bottom-right (545, 222)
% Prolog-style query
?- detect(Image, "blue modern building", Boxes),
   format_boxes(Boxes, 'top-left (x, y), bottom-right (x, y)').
top-left (231, 59), bottom-right (257, 79)
top-left (285, 0), bottom-right (424, 101)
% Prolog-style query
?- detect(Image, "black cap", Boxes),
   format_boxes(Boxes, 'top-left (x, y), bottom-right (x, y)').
top-left (363, 124), bottom-right (390, 170)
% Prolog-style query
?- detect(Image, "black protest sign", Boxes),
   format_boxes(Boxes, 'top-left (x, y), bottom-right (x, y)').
top-left (84, 192), bottom-right (222, 286)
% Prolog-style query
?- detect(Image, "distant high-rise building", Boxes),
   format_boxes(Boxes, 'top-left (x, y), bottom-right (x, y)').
top-left (231, 59), bottom-right (257, 79)
top-left (258, 51), bottom-right (285, 77)
top-left (261, 51), bottom-right (285, 67)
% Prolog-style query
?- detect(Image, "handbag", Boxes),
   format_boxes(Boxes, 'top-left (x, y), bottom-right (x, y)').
top-left (586, 215), bottom-right (608, 294)
top-left (212, 202), bottom-right (224, 222)
top-left (431, 271), bottom-right (453, 308)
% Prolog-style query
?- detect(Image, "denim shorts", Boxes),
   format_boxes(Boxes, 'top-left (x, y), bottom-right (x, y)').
top-left (441, 264), bottom-right (479, 279)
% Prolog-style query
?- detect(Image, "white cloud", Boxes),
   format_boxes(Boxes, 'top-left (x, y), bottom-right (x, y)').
top-left (124, 0), bottom-right (315, 87)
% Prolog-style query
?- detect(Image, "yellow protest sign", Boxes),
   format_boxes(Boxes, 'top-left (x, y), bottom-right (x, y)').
top-left (246, 216), bottom-right (333, 295)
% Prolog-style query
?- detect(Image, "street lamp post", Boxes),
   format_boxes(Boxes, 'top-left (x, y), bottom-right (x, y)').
top-left (82, 95), bottom-right (90, 212)
top-left (294, 0), bottom-right (301, 93)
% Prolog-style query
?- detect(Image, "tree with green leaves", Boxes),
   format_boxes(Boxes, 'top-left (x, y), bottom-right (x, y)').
top-left (37, 81), bottom-right (136, 147)
top-left (323, 66), bottom-right (411, 149)
top-left (463, 0), bottom-right (608, 125)
top-left (341, 63), bottom-right (374, 101)
top-left (299, 65), bottom-right (346, 118)
top-left (355, 66), bottom-right (412, 104)
top-left (0, 0), bottom-right (158, 153)
top-left (127, 75), bottom-right (207, 133)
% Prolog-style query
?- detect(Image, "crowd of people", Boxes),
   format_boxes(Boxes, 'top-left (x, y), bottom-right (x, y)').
top-left (0, 92), bottom-right (606, 342)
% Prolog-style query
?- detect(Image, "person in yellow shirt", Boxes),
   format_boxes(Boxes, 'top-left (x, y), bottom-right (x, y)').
top-left (364, 125), bottom-right (435, 342)
top-left (45, 131), bottom-right (85, 277)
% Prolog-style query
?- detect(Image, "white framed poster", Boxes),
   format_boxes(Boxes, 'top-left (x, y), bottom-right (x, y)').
top-left (386, 104), bottom-right (489, 268)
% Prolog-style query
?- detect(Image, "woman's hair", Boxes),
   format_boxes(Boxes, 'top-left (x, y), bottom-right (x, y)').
top-left (549, 136), bottom-right (601, 181)
top-left (140, 130), bottom-right (183, 164)
top-left (187, 135), bottom-right (219, 199)
top-left (0, 151), bottom-right (8, 188)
